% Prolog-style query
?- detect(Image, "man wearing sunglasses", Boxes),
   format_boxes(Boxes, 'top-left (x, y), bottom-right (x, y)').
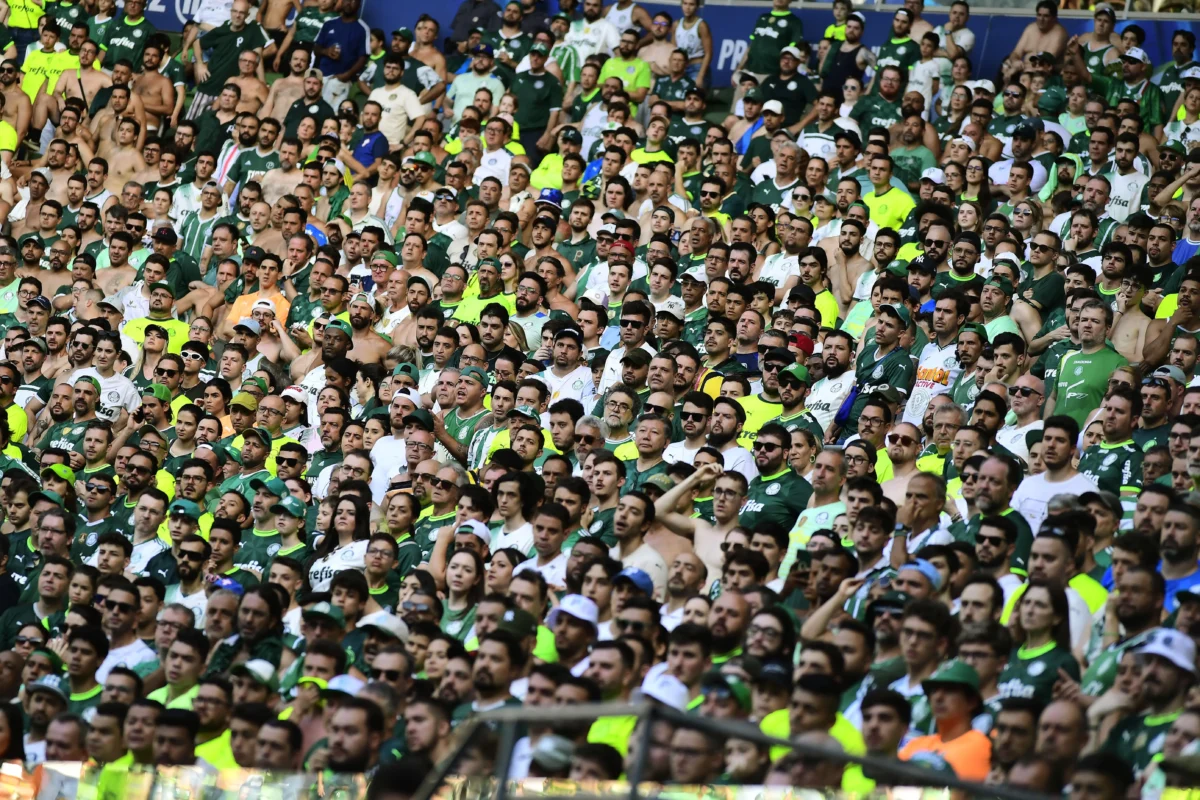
top-left (739, 422), bottom-right (812, 533)
top-left (96, 577), bottom-right (156, 682)
top-left (996, 376), bottom-right (1046, 464)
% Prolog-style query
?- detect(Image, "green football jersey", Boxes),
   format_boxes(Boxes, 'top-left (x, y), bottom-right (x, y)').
top-left (739, 469), bottom-right (812, 532)
top-left (995, 641), bottom-right (1080, 707)
top-left (1081, 629), bottom-right (1154, 697)
top-left (1077, 440), bottom-right (1143, 495)
top-left (234, 529), bottom-right (283, 575)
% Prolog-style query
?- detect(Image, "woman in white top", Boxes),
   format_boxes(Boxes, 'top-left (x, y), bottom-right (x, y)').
top-left (307, 493), bottom-right (371, 592)
top-left (673, 0), bottom-right (712, 86)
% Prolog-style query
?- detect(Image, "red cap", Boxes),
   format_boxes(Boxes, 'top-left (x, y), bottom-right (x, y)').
top-left (789, 333), bottom-right (814, 356)
top-left (609, 240), bottom-right (635, 255)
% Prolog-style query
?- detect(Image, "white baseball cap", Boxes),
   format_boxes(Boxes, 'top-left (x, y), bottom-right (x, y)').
top-left (640, 673), bottom-right (688, 711)
top-left (762, 99), bottom-right (784, 116)
top-left (546, 594), bottom-right (599, 631)
top-left (324, 674), bottom-right (366, 696)
top-left (1122, 46), bottom-right (1150, 65)
top-left (281, 385), bottom-right (306, 403)
top-left (920, 167), bottom-right (945, 184)
top-left (455, 519), bottom-right (492, 547)
top-left (357, 610), bottom-right (410, 643)
top-left (1137, 628), bottom-right (1197, 675)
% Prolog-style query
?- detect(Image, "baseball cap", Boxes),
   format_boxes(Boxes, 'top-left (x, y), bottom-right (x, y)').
top-left (168, 499), bottom-right (203, 521)
top-left (230, 392), bottom-right (259, 411)
top-left (324, 675), bottom-right (366, 698)
top-left (640, 672), bottom-right (688, 711)
top-left (27, 674), bottom-right (69, 703)
top-left (230, 659), bottom-right (280, 692)
top-left (744, 88), bottom-right (764, 103)
top-left (357, 611), bottom-right (410, 643)
top-left (754, 657), bottom-right (794, 689)
top-left (878, 303), bottom-right (912, 328)
top-left (249, 476), bottom-right (288, 497)
top-left (152, 227), bottom-right (178, 244)
top-left (922, 658), bottom-right (981, 698)
top-left (546, 594), bottom-right (599, 631)
top-left (324, 319), bottom-right (353, 340)
top-left (22, 336), bottom-right (47, 354)
top-left (280, 386), bottom-right (306, 403)
top-left (471, 43), bottom-right (494, 56)
top-left (149, 281), bottom-right (175, 297)
top-left (41, 463), bottom-right (75, 484)
top-left (1078, 490), bottom-right (1123, 519)
top-left (1122, 46), bottom-right (1150, 64)
top-left (242, 426), bottom-right (274, 447)
top-left (701, 670), bottom-right (752, 711)
top-left (898, 559), bottom-right (942, 591)
top-left (536, 188), bottom-right (564, 206)
top-left (270, 495), bottom-right (307, 519)
top-left (404, 408), bottom-right (435, 432)
top-left (302, 601), bottom-right (345, 628)
top-left (1137, 628), bottom-right (1197, 675)
top-left (762, 99), bottom-right (784, 115)
top-left (509, 405), bottom-right (540, 421)
top-left (779, 363), bottom-right (811, 386)
top-left (867, 590), bottom-right (912, 624)
top-left (234, 318), bottom-right (261, 335)
top-left (613, 567), bottom-right (654, 596)
top-left (455, 519), bottom-right (492, 546)
top-left (392, 362), bottom-right (420, 382)
top-left (496, 608), bottom-right (537, 638)
top-left (1154, 365), bottom-right (1187, 385)
top-left (143, 383), bottom-right (171, 403)
top-left (460, 365), bottom-right (490, 387)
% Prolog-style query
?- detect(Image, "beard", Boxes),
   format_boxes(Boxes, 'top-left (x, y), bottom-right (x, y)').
top-left (708, 428), bottom-right (736, 448)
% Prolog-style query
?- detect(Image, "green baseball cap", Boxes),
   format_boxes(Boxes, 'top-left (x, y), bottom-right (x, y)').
top-left (324, 318), bottom-right (353, 339)
top-left (779, 363), bottom-right (810, 385)
top-left (231, 659), bottom-right (280, 692)
top-left (985, 275), bottom-right (1015, 296)
top-left (530, 41), bottom-right (549, 55)
top-left (701, 670), bottom-right (752, 711)
top-left (249, 476), bottom-right (288, 497)
top-left (878, 303), bottom-right (912, 329)
top-left (30, 489), bottom-right (64, 508)
top-left (149, 281), bottom-right (176, 297)
top-left (244, 376), bottom-right (269, 395)
top-left (143, 383), bottom-right (171, 403)
top-left (922, 658), bottom-right (981, 698)
top-left (302, 601), bottom-right (345, 628)
top-left (372, 249), bottom-right (399, 267)
top-left (405, 151), bottom-right (437, 168)
top-left (168, 499), bottom-right (203, 521)
top-left (404, 408), bottom-right (435, 432)
top-left (510, 404), bottom-right (540, 420)
top-left (392, 26), bottom-right (413, 40)
top-left (392, 362), bottom-right (419, 381)
top-left (40, 463), bottom-right (75, 484)
top-left (744, 88), bottom-right (764, 103)
top-left (270, 495), bottom-right (307, 519)
top-left (960, 322), bottom-right (989, 344)
top-left (1163, 140), bottom-right (1187, 156)
top-left (460, 365), bottom-right (490, 387)
top-left (242, 426), bottom-right (274, 447)
top-left (496, 607), bottom-right (537, 638)
top-left (74, 375), bottom-right (101, 393)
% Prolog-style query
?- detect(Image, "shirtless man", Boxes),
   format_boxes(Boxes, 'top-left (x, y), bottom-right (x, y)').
top-left (51, 41), bottom-right (111, 123)
top-left (101, 119), bottom-right (148, 194)
top-left (228, 52), bottom-right (269, 115)
top-left (408, 16), bottom-right (447, 81)
top-left (11, 172), bottom-right (49, 238)
top-left (51, 105), bottom-right (94, 165)
top-left (33, 239), bottom-right (77, 299)
top-left (346, 293), bottom-right (391, 364)
top-left (261, 49), bottom-right (310, 122)
top-left (257, 137), bottom-right (302, 207)
top-left (93, 62), bottom-right (148, 141)
top-left (1111, 275), bottom-right (1151, 363)
top-left (131, 139), bottom-right (162, 186)
top-left (37, 140), bottom-right (77, 204)
top-left (258, 0), bottom-right (295, 49)
top-left (134, 44), bottom-right (177, 135)
top-left (0, 60), bottom-right (32, 146)
top-left (91, 86), bottom-right (142, 158)
top-left (95, 232), bottom-right (138, 297)
top-left (1003, 1), bottom-right (1068, 80)
top-left (822, 218), bottom-right (870, 307)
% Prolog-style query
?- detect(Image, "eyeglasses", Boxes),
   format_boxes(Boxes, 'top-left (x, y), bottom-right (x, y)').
top-left (886, 433), bottom-right (916, 447)
top-left (1007, 386), bottom-right (1042, 397)
top-left (752, 441), bottom-right (781, 452)
top-left (178, 550), bottom-right (206, 562)
top-left (429, 477), bottom-right (456, 491)
top-left (105, 599), bottom-right (135, 614)
top-left (605, 399), bottom-right (633, 413)
top-left (845, 454), bottom-right (869, 465)
top-left (620, 318), bottom-right (644, 328)
top-left (747, 624), bottom-right (781, 639)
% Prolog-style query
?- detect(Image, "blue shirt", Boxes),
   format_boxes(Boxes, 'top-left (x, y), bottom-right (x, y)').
top-left (1173, 238), bottom-right (1200, 265)
top-left (1165, 567), bottom-right (1200, 613)
top-left (353, 130), bottom-right (389, 170)
top-left (315, 17), bottom-right (368, 77)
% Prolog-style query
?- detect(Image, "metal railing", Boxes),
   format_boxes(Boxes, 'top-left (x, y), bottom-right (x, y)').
top-left (410, 701), bottom-right (1059, 800)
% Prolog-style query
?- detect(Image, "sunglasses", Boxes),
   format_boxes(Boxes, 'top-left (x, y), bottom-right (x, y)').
top-left (976, 533), bottom-right (1006, 547)
top-left (614, 618), bottom-right (648, 632)
top-left (1007, 386), bottom-right (1042, 397)
top-left (886, 433), bottom-right (917, 447)
top-left (620, 318), bottom-right (644, 328)
top-left (181, 351), bottom-right (205, 362)
top-left (277, 457), bottom-right (301, 467)
top-left (13, 636), bottom-right (42, 646)
top-left (430, 477), bottom-right (456, 491)
top-left (577, 433), bottom-right (599, 445)
top-left (1030, 242), bottom-right (1057, 253)
top-left (402, 601), bottom-right (432, 613)
top-left (642, 403), bottom-right (666, 415)
top-left (680, 411), bottom-right (707, 422)
top-left (105, 600), bottom-right (136, 614)
top-left (178, 550), bottom-right (206, 562)
top-left (85, 482), bottom-right (111, 493)
top-left (371, 668), bottom-right (404, 681)
top-left (752, 441), bottom-right (781, 452)
top-left (924, 239), bottom-right (949, 248)
top-left (155, 368), bottom-right (178, 377)
top-left (699, 190), bottom-right (719, 198)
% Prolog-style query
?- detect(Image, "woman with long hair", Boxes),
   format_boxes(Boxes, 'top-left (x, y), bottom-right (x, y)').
top-left (962, 156), bottom-right (993, 215)
top-left (485, 548), bottom-right (527, 596)
top-left (748, 203), bottom-right (780, 258)
top-left (307, 494), bottom-right (371, 592)
top-left (1011, 200), bottom-right (1044, 255)
top-left (128, 324), bottom-right (168, 390)
top-left (999, 579), bottom-right (1080, 706)
top-left (956, 200), bottom-right (985, 236)
top-left (441, 549), bottom-right (485, 641)
top-left (942, 162), bottom-right (966, 198)
top-left (935, 85), bottom-right (972, 142)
